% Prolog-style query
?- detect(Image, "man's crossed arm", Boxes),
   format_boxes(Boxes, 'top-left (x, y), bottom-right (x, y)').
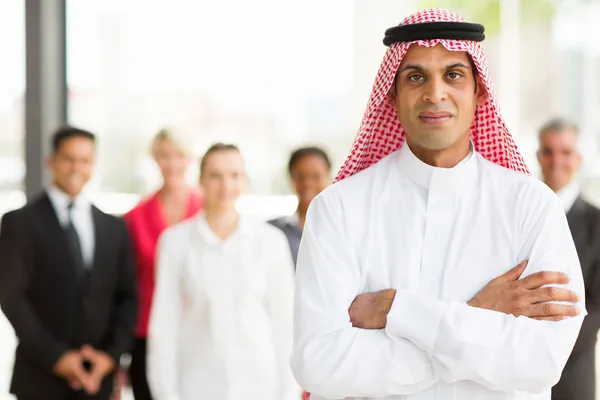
top-left (291, 190), bottom-right (585, 399)
top-left (351, 261), bottom-right (580, 331)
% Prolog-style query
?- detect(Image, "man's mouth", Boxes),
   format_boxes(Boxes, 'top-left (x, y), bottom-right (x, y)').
top-left (418, 111), bottom-right (453, 125)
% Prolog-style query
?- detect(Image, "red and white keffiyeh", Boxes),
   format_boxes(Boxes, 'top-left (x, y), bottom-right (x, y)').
top-left (334, 8), bottom-right (530, 183)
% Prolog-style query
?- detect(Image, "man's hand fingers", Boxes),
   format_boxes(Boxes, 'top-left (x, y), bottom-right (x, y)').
top-left (87, 368), bottom-right (103, 395)
top-left (518, 270), bottom-right (569, 289)
top-left (377, 289), bottom-right (397, 302)
top-left (68, 378), bottom-right (82, 390)
top-left (80, 345), bottom-right (96, 360)
top-left (533, 316), bottom-right (566, 321)
top-left (531, 287), bottom-right (579, 303)
top-left (495, 260), bottom-right (528, 283)
top-left (521, 303), bottom-right (580, 318)
top-left (72, 363), bottom-right (95, 395)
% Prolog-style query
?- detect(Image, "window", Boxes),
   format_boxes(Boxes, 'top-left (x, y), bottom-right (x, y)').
top-left (66, 0), bottom-right (355, 217)
top-left (0, 0), bottom-right (25, 217)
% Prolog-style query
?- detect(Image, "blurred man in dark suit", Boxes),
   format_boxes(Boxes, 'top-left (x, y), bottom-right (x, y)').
top-left (538, 118), bottom-right (600, 400)
top-left (0, 126), bottom-right (137, 400)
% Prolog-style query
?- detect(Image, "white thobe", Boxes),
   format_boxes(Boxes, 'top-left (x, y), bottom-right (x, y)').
top-left (147, 214), bottom-right (301, 400)
top-left (291, 143), bottom-right (586, 400)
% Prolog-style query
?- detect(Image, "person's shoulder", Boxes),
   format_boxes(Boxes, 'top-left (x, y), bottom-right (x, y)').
top-left (0, 208), bottom-right (22, 228)
top-left (124, 192), bottom-right (157, 219)
top-left (244, 216), bottom-right (284, 237)
top-left (267, 216), bottom-right (287, 230)
top-left (2, 192), bottom-right (50, 225)
top-left (477, 154), bottom-right (558, 208)
top-left (92, 208), bottom-right (133, 238)
top-left (309, 151), bottom-right (398, 214)
top-left (579, 196), bottom-right (600, 214)
top-left (332, 151), bottom-right (398, 195)
top-left (577, 196), bottom-right (600, 225)
top-left (161, 216), bottom-right (198, 241)
top-left (249, 218), bottom-right (293, 255)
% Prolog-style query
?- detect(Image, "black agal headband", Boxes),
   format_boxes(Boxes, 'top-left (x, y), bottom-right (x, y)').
top-left (383, 22), bottom-right (485, 46)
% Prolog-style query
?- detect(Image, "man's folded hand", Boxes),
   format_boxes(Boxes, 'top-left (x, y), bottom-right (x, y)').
top-left (349, 289), bottom-right (397, 329)
top-left (468, 260), bottom-right (581, 321)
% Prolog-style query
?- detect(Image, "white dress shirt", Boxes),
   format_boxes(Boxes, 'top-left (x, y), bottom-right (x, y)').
top-left (291, 143), bottom-right (586, 400)
top-left (46, 185), bottom-right (95, 267)
top-left (147, 214), bottom-right (301, 400)
top-left (555, 181), bottom-right (580, 214)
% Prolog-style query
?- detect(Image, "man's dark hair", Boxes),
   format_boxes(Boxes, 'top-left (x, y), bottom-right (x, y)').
top-left (538, 117), bottom-right (579, 141)
top-left (200, 142), bottom-right (240, 175)
top-left (52, 126), bottom-right (96, 154)
top-left (288, 146), bottom-right (332, 175)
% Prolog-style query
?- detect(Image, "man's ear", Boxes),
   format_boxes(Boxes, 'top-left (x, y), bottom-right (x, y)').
top-left (44, 155), bottom-right (53, 169)
top-left (475, 76), bottom-right (488, 107)
top-left (387, 77), bottom-right (397, 103)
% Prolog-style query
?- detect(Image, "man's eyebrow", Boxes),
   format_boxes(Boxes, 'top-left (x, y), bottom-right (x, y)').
top-left (399, 64), bottom-right (424, 73)
top-left (446, 62), bottom-right (469, 70)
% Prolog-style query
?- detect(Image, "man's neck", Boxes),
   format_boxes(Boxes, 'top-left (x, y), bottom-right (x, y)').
top-left (50, 182), bottom-right (82, 202)
top-left (406, 136), bottom-right (471, 168)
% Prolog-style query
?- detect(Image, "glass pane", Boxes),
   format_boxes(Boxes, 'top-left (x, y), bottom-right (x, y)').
top-left (0, 1), bottom-right (24, 396)
top-left (66, 0), bottom-right (356, 217)
top-left (0, 0), bottom-right (25, 218)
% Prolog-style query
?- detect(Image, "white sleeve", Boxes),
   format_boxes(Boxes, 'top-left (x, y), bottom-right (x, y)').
top-left (146, 231), bottom-right (183, 400)
top-left (266, 228), bottom-right (302, 400)
top-left (385, 193), bottom-right (586, 393)
top-left (291, 190), bottom-right (438, 399)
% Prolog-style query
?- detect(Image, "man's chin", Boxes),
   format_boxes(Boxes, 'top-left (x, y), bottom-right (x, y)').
top-left (415, 137), bottom-right (458, 152)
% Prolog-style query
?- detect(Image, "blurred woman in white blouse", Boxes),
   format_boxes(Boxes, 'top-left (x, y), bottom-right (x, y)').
top-left (147, 143), bottom-right (300, 400)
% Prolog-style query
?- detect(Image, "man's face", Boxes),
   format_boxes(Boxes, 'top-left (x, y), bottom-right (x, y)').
top-left (537, 129), bottom-right (581, 192)
top-left (392, 43), bottom-right (487, 152)
top-left (47, 137), bottom-right (95, 197)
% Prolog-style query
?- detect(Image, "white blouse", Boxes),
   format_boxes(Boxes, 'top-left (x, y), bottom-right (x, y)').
top-left (147, 214), bottom-right (300, 400)
top-left (291, 143), bottom-right (586, 400)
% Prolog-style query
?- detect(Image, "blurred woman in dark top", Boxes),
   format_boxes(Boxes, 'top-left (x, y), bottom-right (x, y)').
top-left (269, 146), bottom-right (332, 267)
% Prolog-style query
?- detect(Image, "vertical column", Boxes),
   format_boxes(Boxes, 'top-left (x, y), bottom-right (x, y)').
top-left (497, 0), bottom-right (520, 136)
top-left (580, 2), bottom-right (600, 182)
top-left (25, 0), bottom-right (67, 199)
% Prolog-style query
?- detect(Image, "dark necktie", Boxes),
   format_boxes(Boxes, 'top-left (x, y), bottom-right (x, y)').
top-left (64, 202), bottom-right (86, 273)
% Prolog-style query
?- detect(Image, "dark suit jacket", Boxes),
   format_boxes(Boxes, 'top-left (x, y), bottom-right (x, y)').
top-left (0, 193), bottom-right (138, 400)
top-left (268, 217), bottom-right (302, 268)
top-left (552, 196), bottom-right (600, 400)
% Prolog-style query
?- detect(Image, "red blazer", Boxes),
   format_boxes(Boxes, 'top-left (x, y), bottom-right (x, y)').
top-left (124, 190), bottom-right (203, 338)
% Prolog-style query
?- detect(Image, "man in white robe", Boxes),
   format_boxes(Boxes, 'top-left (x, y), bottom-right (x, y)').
top-left (291, 8), bottom-right (586, 400)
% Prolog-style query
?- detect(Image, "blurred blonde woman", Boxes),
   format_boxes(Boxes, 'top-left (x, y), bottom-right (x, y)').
top-left (123, 129), bottom-right (203, 400)
top-left (147, 143), bottom-right (299, 400)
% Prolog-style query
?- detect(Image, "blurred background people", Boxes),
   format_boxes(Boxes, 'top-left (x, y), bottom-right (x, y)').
top-left (537, 118), bottom-right (600, 400)
top-left (123, 129), bottom-right (203, 400)
top-left (146, 143), bottom-right (299, 400)
top-left (269, 147), bottom-right (332, 267)
top-left (0, 127), bottom-right (137, 400)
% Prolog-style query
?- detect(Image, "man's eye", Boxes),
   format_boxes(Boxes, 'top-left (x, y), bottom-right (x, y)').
top-left (408, 74), bottom-right (424, 82)
top-left (447, 72), bottom-right (462, 80)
